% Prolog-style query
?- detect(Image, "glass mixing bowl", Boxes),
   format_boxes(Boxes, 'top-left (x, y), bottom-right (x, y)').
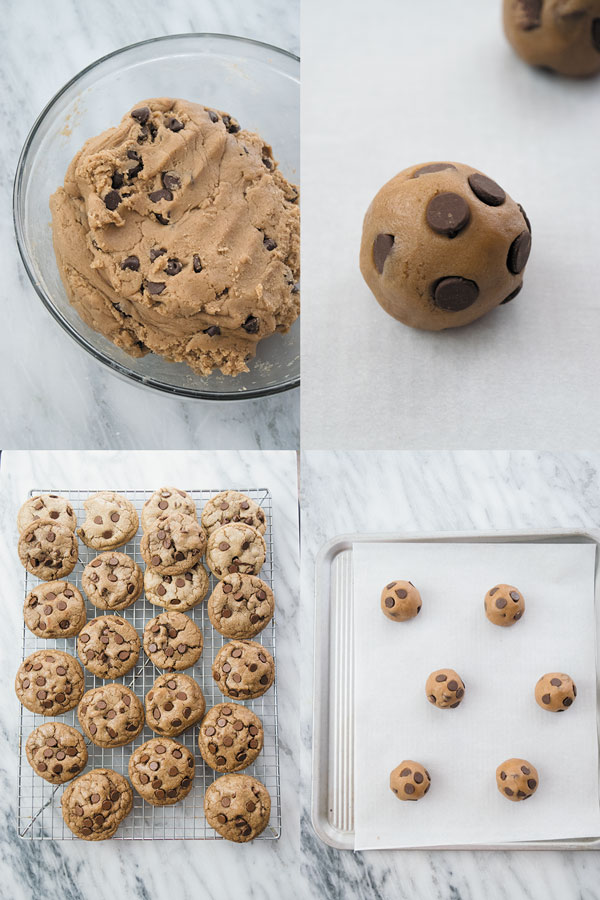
top-left (14, 34), bottom-right (299, 400)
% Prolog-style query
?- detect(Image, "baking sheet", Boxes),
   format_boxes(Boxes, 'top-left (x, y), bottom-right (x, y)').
top-left (353, 541), bottom-right (600, 849)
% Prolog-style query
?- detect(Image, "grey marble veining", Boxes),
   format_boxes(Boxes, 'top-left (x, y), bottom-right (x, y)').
top-left (0, 450), bottom-right (301, 900)
top-left (1, 0), bottom-right (299, 450)
top-left (300, 451), bottom-right (600, 900)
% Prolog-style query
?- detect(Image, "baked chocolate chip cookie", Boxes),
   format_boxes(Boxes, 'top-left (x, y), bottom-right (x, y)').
top-left (17, 494), bottom-right (76, 534)
top-left (18, 519), bottom-right (78, 581)
top-left (201, 491), bottom-right (266, 536)
top-left (78, 491), bottom-right (139, 550)
top-left (206, 524), bottom-right (266, 580)
top-left (24, 580), bottom-right (86, 638)
top-left (82, 552), bottom-right (143, 610)
top-left (77, 615), bottom-right (140, 678)
top-left (141, 487), bottom-right (197, 532)
top-left (129, 738), bottom-right (195, 805)
top-left (78, 684), bottom-right (145, 748)
top-left (207, 574), bottom-right (274, 638)
top-left (26, 722), bottom-right (88, 784)
top-left (140, 513), bottom-right (206, 575)
top-left (61, 768), bottom-right (133, 840)
top-left (144, 560), bottom-right (209, 611)
top-left (204, 774), bottom-right (271, 842)
top-left (145, 672), bottom-right (206, 736)
top-left (143, 611), bottom-right (203, 671)
top-left (197, 702), bottom-right (263, 773)
top-left (212, 640), bottom-right (274, 700)
top-left (15, 650), bottom-right (84, 716)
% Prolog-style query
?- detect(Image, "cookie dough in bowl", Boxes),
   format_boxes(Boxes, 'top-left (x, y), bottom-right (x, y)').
top-left (360, 161), bottom-right (532, 330)
top-left (49, 97), bottom-right (300, 377)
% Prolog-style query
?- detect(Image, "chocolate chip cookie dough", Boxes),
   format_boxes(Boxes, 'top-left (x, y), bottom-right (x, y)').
top-left (24, 581), bottom-right (86, 638)
top-left (144, 561), bottom-right (209, 611)
top-left (26, 722), bottom-right (88, 785)
top-left (201, 491), bottom-right (267, 536)
top-left (77, 615), bottom-right (140, 679)
top-left (213, 640), bottom-right (275, 700)
top-left (380, 580), bottom-right (422, 621)
top-left (18, 520), bottom-right (78, 581)
top-left (390, 761), bottom-right (431, 801)
top-left (204, 774), bottom-right (271, 842)
top-left (206, 524), bottom-right (266, 580)
top-left (484, 583), bottom-right (525, 626)
top-left (207, 573), bottom-right (275, 638)
top-left (198, 702), bottom-right (264, 773)
top-left (504, 0), bottom-right (600, 76)
top-left (360, 161), bottom-right (532, 330)
top-left (426, 669), bottom-right (466, 708)
top-left (140, 513), bottom-right (206, 575)
top-left (82, 552), bottom-right (143, 610)
top-left (17, 494), bottom-right (76, 534)
top-left (78, 684), bottom-right (145, 747)
top-left (141, 487), bottom-right (197, 532)
top-left (535, 672), bottom-right (577, 710)
top-left (496, 758), bottom-right (539, 801)
top-left (61, 768), bottom-right (133, 840)
top-left (50, 98), bottom-right (300, 376)
top-left (143, 611), bottom-right (203, 671)
top-left (16, 650), bottom-right (84, 716)
top-left (145, 672), bottom-right (206, 737)
top-left (129, 738), bottom-right (195, 806)
top-left (78, 491), bottom-right (139, 550)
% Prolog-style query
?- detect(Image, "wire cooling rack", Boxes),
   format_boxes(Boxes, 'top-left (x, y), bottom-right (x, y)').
top-left (17, 488), bottom-right (280, 841)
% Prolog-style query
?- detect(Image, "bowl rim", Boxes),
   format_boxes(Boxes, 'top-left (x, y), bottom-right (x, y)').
top-left (13, 32), bottom-right (300, 402)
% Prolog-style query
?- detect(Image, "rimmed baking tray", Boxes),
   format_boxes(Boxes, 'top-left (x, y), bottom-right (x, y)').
top-left (17, 487), bottom-right (280, 841)
top-left (312, 529), bottom-right (600, 851)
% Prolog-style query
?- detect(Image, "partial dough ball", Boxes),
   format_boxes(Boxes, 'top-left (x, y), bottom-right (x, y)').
top-left (360, 161), bottom-right (531, 330)
top-left (503, 0), bottom-right (600, 77)
top-left (484, 583), bottom-right (525, 626)
top-left (426, 668), bottom-right (465, 708)
top-left (535, 672), bottom-right (577, 711)
top-left (380, 580), bottom-right (421, 621)
top-left (496, 758), bottom-right (539, 801)
top-left (390, 761), bottom-right (431, 801)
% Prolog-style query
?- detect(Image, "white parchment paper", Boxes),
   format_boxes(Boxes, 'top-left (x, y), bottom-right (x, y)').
top-left (353, 541), bottom-right (599, 849)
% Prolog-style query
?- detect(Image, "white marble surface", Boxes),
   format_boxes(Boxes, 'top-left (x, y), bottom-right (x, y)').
top-left (1, 0), bottom-right (299, 449)
top-left (0, 450), bottom-right (300, 900)
top-left (301, 451), bottom-right (600, 898)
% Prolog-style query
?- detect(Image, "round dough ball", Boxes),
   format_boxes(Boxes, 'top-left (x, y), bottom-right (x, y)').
top-left (390, 760), bottom-right (431, 801)
top-left (426, 668), bottom-right (465, 708)
top-left (359, 161), bottom-right (531, 331)
top-left (484, 584), bottom-right (525, 626)
top-left (380, 580), bottom-right (421, 621)
top-left (535, 671), bottom-right (577, 711)
top-left (496, 758), bottom-right (539, 801)
top-left (503, 0), bottom-right (600, 77)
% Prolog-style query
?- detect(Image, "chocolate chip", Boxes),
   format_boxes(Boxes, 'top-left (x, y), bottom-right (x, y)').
top-left (193, 255), bottom-right (203, 273)
top-left (431, 276), bottom-right (479, 311)
top-left (149, 188), bottom-right (173, 203)
top-left (395, 589), bottom-right (407, 599)
top-left (222, 115), bottom-right (240, 134)
top-left (447, 680), bottom-right (458, 691)
top-left (527, 779), bottom-right (537, 789)
top-left (384, 597), bottom-right (394, 608)
top-left (468, 173), bottom-right (506, 207)
top-left (516, 0), bottom-right (542, 30)
top-left (165, 258), bottom-right (182, 276)
top-left (404, 784), bottom-right (415, 795)
top-left (132, 106), bottom-right (150, 124)
top-left (414, 772), bottom-right (424, 784)
top-left (501, 283), bottom-right (523, 305)
top-left (242, 315), bottom-right (260, 334)
top-left (263, 236), bottom-right (277, 251)
top-left (154, 213), bottom-right (170, 226)
top-left (426, 192), bottom-right (470, 238)
top-left (496, 597), bottom-right (507, 609)
top-left (412, 163), bottom-right (457, 178)
top-left (507, 231), bottom-right (532, 275)
top-left (542, 693), bottom-right (551, 704)
top-left (104, 191), bottom-right (121, 211)
top-left (435, 674), bottom-right (447, 682)
top-left (150, 247), bottom-right (166, 261)
top-left (203, 325), bottom-right (221, 337)
top-left (165, 116), bottom-right (184, 132)
top-left (147, 281), bottom-right (166, 295)
top-left (372, 233), bottom-right (395, 275)
top-left (208, 110), bottom-right (219, 123)
top-left (121, 255), bottom-right (139, 271)
top-left (563, 697), bottom-right (573, 707)
top-left (162, 172), bottom-right (181, 191)
top-left (111, 172), bottom-right (124, 190)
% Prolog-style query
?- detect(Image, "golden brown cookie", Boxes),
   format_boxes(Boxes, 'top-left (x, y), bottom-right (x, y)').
top-left (61, 768), bottom-right (133, 840)
top-left (140, 513), bottom-right (206, 575)
top-left (82, 551), bottom-right (143, 610)
top-left (201, 491), bottom-right (267, 536)
top-left (141, 487), bottom-right (197, 532)
top-left (143, 611), bottom-right (203, 671)
top-left (145, 672), bottom-right (206, 737)
top-left (426, 669), bottom-right (465, 709)
top-left (15, 650), bottom-right (84, 716)
top-left (18, 519), bottom-right (78, 581)
top-left (77, 615), bottom-right (140, 678)
top-left (197, 702), bottom-right (263, 773)
top-left (144, 560), bottom-right (209, 611)
top-left (129, 738), bottom-right (195, 805)
top-left (206, 524), bottom-right (266, 580)
top-left (212, 640), bottom-right (274, 700)
top-left (390, 761), bottom-right (431, 801)
top-left (207, 574), bottom-right (275, 638)
top-left (496, 758), bottom-right (539, 801)
top-left (78, 684), bottom-right (144, 748)
top-left (23, 581), bottom-right (86, 638)
top-left (78, 491), bottom-right (139, 550)
top-left (26, 722), bottom-right (88, 785)
top-left (204, 774), bottom-right (271, 842)
top-left (17, 494), bottom-right (76, 534)
top-left (535, 672), bottom-right (577, 711)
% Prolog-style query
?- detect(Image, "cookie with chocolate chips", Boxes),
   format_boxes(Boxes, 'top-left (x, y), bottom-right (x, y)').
top-left (212, 640), bottom-right (275, 700)
top-left (197, 702), bottom-right (264, 773)
top-left (129, 738), bottom-right (195, 806)
top-left (496, 758), bottom-right (539, 802)
top-left (78, 491), bottom-right (139, 550)
top-left (535, 672), bottom-right (577, 711)
top-left (24, 580), bottom-right (86, 638)
top-left (380, 580), bottom-right (421, 622)
top-left (61, 768), bottom-right (133, 840)
top-left (145, 672), bottom-right (206, 736)
top-left (18, 519), bottom-right (78, 581)
top-left (26, 722), bottom-right (88, 785)
top-left (390, 761), bottom-right (431, 801)
top-left (201, 491), bottom-right (267, 536)
top-left (144, 560), bottom-right (209, 611)
top-left (484, 583), bottom-right (525, 627)
top-left (140, 513), bottom-right (206, 575)
top-left (82, 551), bottom-right (143, 610)
top-left (360, 161), bottom-right (531, 330)
top-left (141, 487), bottom-right (197, 532)
top-left (17, 494), bottom-right (76, 534)
top-left (206, 524), bottom-right (266, 580)
top-left (207, 573), bottom-right (275, 638)
top-left (15, 650), bottom-right (84, 716)
top-left (77, 615), bottom-right (140, 678)
top-left (143, 611), bottom-right (203, 671)
top-left (426, 668), bottom-right (466, 709)
top-left (78, 684), bottom-right (145, 748)
top-left (204, 774), bottom-right (271, 842)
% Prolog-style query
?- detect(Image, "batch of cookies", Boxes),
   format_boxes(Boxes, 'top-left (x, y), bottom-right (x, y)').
top-left (15, 488), bottom-right (276, 842)
top-left (380, 579), bottom-right (577, 804)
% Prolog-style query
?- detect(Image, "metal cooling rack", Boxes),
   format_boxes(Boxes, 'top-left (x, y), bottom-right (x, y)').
top-left (17, 488), bottom-right (280, 841)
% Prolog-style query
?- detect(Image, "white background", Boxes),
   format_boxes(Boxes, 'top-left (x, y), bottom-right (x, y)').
top-left (302, 0), bottom-right (600, 449)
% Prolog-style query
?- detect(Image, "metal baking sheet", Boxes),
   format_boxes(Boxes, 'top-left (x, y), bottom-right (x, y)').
top-left (312, 529), bottom-right (600, 851)
top-left (17, 487), bottom-right (280, 841)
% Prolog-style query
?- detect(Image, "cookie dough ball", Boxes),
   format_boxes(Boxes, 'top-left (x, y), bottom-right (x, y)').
top-left (360, 161), bottom-right (531, 331)
top-left (503, 0), bottom-right (600, 77)
top-left (496, 758), bottom-right (539, 801)
top-left (380, 580), bottom-right (421, 621)
top-left (484, 584), bottom-right (525, 626)
top-left (426, 669), bottom-right (465, 708)
top-left (390, 761), bottom-right (431, 801)
top-left (535, 672), bottom-right (577, 711)
top-left (204, 774), bottom-right (271, 842)
top-left (61, 768), bottom-right (133, 840)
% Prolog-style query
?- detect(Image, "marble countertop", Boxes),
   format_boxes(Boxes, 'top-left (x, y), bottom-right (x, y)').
top-left (300, 451), bottom-right (600, 899)
top-left (1, 0), bottom-right (299, 450)
top-left (0, 450), bottom-right (301, 900)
